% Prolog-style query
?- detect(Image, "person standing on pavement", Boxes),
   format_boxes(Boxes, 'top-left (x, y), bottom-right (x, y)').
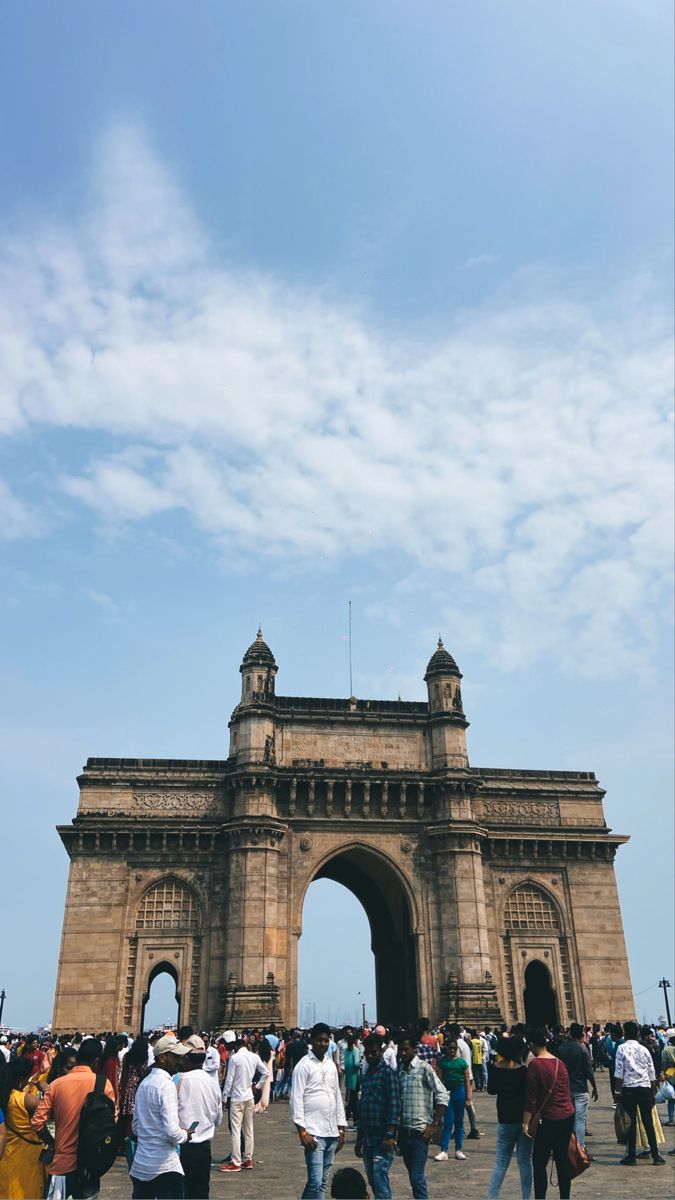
top-left (354, 1033), bottom-right (399, 1200)
top-left (556, 1023), bottom-right (598, 1153)
top-left (220, 1036), bottom-right (269, 1174)
top-left (174, 1036), bottom-right (223, 1198)
top-left (291, 1022), bottom-right (347, 1200)
top-left (523, 1030), bottom-right (575, 1200)
top-left (614, 1019), bottom-right (665, 1167)
top-left (130, 1034), bottom-right (194, 1199)
top-left (486, 1035), bottom-right (532, 1200)
top-left (432, 1038), bottom-right (471, 1163)
top-left (397, 1032), bottom-right (448, 1200)
top-left (444, 1023), bottom-right (481, 1140)
top-left (31, 1037), bottom-right (117, 1200)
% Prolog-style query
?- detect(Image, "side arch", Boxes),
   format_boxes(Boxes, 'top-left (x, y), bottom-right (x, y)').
top-left (500, 878), bottom-right (574, 1025)
top-left (141, 959), bottom-right (181, 1030)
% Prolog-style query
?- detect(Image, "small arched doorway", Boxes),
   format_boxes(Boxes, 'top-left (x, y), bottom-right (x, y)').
top-left (523, 960), bottom-right (557, 1028)
top-left (141, 962), bottom-right (181, 1031)
top-left (300, 845), bottom-right (419, 1027)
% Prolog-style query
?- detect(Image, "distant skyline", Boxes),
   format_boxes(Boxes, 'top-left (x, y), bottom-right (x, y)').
top-left (0, 0), bottom-right (672, 1029)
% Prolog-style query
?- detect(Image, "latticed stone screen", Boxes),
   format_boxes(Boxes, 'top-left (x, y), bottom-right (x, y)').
top-left (504, 885), bottom-right (559, 930)
top-left (136, 880), bottom-right (199, 930)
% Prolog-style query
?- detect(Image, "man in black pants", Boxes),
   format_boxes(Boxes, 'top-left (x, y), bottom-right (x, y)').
top-left (614, 1020), bottom-right (664, 1166)
top-left (175, 1036), bottom-right (224, 1197)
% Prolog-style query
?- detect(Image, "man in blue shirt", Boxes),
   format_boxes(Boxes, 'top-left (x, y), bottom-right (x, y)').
top-left (355, 1034), bottom-right (400, 1199)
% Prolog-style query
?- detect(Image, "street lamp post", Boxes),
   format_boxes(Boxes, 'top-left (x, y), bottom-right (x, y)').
top-left (658, 979), bottom-right (672, 1027)
top-left (0, 989), bottom-right (5, 1026)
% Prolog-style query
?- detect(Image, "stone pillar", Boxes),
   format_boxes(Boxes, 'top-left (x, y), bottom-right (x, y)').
top-left (427, 822), bottom-right (503, 1026)
top-left (220, 775), bottom-right (288, 1026)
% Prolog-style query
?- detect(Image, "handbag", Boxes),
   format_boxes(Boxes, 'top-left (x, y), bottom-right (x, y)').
top-left (614, 1102), bottom-right (631, 1143)
top-left (567, 1131), bottom-right (591, 1179)
top-left (527, 1059), bottom-right (560, 1138)
top-left (656, 1080), bottom-right (675, 1103)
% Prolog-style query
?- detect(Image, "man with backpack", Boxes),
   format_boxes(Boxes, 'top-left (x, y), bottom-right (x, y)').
top-left (32, 1036), bottom-right (117, 1199)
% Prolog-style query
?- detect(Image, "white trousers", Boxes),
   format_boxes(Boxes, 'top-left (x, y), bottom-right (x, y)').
top-left (229, 1098), bottom-right (254, 1165)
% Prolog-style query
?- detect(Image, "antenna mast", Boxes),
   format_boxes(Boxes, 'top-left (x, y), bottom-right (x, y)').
top-left (349, 600), bottom-right (353, 697)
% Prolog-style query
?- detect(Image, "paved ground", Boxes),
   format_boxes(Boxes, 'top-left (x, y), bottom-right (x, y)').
top-left (102, 1083), bottom-right (675, 1199)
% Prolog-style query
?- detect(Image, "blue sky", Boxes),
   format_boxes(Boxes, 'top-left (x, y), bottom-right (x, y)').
top-left (1, 0), bottom-right (673, 1031)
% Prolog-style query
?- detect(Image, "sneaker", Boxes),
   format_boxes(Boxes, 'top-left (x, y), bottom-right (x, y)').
top-left (652, 1156), bottom-right (666, 1165)
top-left (433, 1151), bottom-right (448, 1161)
top-left (242, 1158), bottom-right (254, 1170)
top-left (455, 1150), bottom-right (466, 1160)
top-left (219, 1163), bottom-right (242, 1172)
top-left (620, 1156), bottom-right (636, 1166)
top-left (466, 1129), bottom-right (481, 1140)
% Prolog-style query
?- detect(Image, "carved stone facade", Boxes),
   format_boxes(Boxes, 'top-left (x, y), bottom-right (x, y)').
top-left (53, 632), bottom-right (634, 1031)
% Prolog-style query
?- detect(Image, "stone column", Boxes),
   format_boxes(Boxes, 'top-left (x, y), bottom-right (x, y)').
top-left (427, 821), bottom-right (503, 1025)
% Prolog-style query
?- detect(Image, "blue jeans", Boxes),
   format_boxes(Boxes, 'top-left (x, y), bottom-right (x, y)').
top-left (573, 1092), bottom-right (589, 1146)
top-left (399, 1131), bottom-right (429, 1200)
top-left (440, 1085), bottom-right (466, 1152)
top-left (488, 1122), bottom-right (533, 1199)
top-left (668, 1097), bottom-right (675, 1123)
top-left (302, 1135), bottom-right (338, 1199)
top-left (361, 1139), bottom-right (394, 1199)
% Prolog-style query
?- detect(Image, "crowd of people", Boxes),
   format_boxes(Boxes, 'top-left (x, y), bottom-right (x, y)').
top-left (0, 1015), bottom-right (673, 1199)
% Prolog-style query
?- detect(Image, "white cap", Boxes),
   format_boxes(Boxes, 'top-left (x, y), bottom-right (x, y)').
top-left (223, 1030), bottom-right (236, 1044)
top-left (153, 1035), bottom-right (191, 1058)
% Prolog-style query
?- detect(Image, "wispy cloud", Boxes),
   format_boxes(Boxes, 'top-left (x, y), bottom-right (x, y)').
top-left (1, 124), bottom-right (672, 676)
top-left (465, 252), bottom-right (502, 268)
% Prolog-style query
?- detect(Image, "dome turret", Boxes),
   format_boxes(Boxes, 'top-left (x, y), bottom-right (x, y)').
top-left (240, 627), bottom-right (276, 671)
top-left (238, 628), bottom-right (277, 705)
top-left (424, 637), bottom-right (460, 681)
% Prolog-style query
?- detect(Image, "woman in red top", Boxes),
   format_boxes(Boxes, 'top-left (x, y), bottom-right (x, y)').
top-left (523, 1029), bottom-right (575, 1199)
top-left (100, 1034), bottom-right (121, 1102)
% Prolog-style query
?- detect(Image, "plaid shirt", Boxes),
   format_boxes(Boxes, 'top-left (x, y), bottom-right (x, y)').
top-left (357, 1061), bottom-right (400, 1139)
top-left (415, 1041), bottom-right (436, 1064)
top-left (399, 1056), bottom-right (449, 1131)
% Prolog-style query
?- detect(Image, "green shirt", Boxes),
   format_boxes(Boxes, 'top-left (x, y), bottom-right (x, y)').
top-left (439, 1055), bottom-right (469, 1092)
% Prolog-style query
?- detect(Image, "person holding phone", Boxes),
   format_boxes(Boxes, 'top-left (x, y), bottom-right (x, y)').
top-left (174, 1035), bottom-right (223, 1198)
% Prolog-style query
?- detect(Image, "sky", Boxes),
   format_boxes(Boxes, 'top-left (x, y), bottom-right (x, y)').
top-left (0, 0), bottom-right (673, 1031)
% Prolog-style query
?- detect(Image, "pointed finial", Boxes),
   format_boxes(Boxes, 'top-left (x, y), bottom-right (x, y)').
top-left (256, 626), bottom-right (263, 641)
top-left (438, 634), bottom-right (443, 648)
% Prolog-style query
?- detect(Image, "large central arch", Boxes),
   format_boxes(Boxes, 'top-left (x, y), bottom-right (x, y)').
top-left (300, 844), bottom-right (420, 1028)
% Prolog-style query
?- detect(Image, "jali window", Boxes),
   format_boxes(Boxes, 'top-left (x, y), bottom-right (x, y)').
top-left (136, 879), bottom-right (199, 930)
top-left (504, 884), bottom-right (559, 930)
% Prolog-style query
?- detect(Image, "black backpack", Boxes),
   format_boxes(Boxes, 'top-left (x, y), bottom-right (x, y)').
top-left (77, 1073), bottom-right (117, 1179)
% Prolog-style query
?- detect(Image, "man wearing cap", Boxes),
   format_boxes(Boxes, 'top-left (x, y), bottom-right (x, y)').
top-left (174, 1036), bottom-right (223, 1199)
top-left (130, 1034), bottom-right (194, 1198)
top-left (220, 1035), bottom-right (269, 1173)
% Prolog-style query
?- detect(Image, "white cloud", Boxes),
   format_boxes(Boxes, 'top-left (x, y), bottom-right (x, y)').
top-left (0, 478), bottom-right (43, 539)
top-left (1, 125), bottom-right (673, 675)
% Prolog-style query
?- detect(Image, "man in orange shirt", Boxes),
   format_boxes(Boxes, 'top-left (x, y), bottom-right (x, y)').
top-left (32, 1037), bottom-right (116, 1199)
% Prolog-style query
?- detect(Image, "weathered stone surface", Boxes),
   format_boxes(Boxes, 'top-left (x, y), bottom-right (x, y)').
top-left (53, 636), bottom-right (634, 1031)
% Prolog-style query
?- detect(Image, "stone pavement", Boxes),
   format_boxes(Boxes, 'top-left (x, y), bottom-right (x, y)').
top-left (101, 1085), bottom-right (675, 1199)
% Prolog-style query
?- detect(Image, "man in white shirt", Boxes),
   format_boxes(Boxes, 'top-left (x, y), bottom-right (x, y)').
top-left (131, 1034), bottom-right (194, 1198)
top-left (220, 1038), bottom-right (269, 1173)
top-left (0, 1036), bottom-right (10, 1063)
top-left (614, 1020), bottom-right (664, 1166)
top-left (174, 1036), bottom-right (223, 1198)
top-left (291, 1022), bottom-right (347, 1200)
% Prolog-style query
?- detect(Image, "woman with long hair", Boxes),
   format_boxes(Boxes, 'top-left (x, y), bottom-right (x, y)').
top-left (523, 1029), bottom-right (575, 1199)
top-left (118, 1035), bottom-right (150, 1147)
top-left (100, 1034), bottom-right (120, 1103)
top-left (0, 1056), bottom-right (47, 1199)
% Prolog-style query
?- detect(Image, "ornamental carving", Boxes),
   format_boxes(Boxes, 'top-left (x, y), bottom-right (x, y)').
top-left (481, 801), bottom-right (559, 824)
top-left (299, 838), bottom-right (312, 852)
top-left (133, 792), bottom-right (217, 812)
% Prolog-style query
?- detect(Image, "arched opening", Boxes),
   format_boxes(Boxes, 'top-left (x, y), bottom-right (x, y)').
top-left (299, 845), bottom-right (419, 1028)
top-left (299, 879), bottom-right (376, 1027)
top-left (524, 960), bottom-right (557, 1028)
top-left (141, 962), bottom-right (181, 1031)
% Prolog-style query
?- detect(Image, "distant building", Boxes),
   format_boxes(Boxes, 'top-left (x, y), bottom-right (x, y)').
top-left (53, 630), bottom-right (633, 1031)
